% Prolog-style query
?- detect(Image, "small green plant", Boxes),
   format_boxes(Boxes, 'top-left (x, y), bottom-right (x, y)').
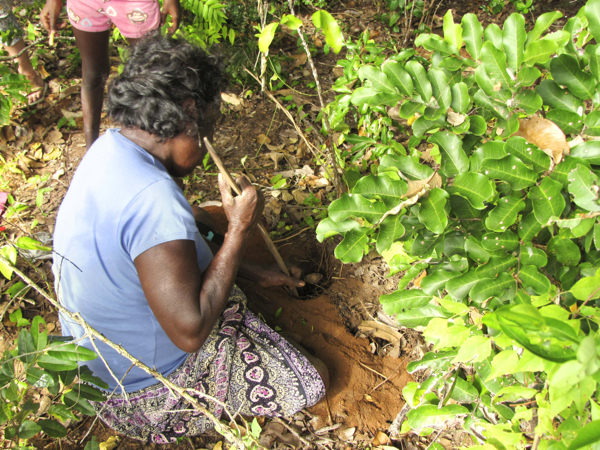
top-left (0, 237), bottom-right (105, 447)
top-left (316, 2), bottom-right (600, 447)
top-left (178, 0), bottom-right (234, 48)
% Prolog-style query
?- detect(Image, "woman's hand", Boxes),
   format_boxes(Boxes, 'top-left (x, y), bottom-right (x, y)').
top-left (40, 0), bottom-right (63, 33)
top-left (253, 263), bottom-right (305, 289)
top-left (161, 0), bottom-right (181, 34)
top-left (219, 174), bottom-right (264, 237)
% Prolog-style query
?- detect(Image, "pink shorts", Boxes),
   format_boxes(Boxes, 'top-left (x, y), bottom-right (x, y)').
top-left (66, 0), bottom-right (160, 38)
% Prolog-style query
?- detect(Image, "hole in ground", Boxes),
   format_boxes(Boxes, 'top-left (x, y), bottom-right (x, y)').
top-left (294, 241), bottom-right (336, 300)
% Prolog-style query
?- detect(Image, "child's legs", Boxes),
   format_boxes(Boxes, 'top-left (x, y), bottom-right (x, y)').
top-left (72, 28), bottom-right (110, 149)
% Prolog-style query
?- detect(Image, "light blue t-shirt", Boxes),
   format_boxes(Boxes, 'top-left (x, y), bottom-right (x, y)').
top-left (53, 129), bottom-right (214, 393)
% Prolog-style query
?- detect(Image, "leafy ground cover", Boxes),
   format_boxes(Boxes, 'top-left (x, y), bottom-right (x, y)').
top-left (0, 0), bottom-right (598, 448)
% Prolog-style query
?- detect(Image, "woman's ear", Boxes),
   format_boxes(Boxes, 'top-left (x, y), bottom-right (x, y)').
top-left (182, 98), bottom-right (197, 118)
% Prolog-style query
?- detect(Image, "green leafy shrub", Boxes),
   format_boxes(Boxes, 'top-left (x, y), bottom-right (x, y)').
top-left (0, 237), bottom-right (105, 447)
top-left (0, 314), bottom-right (106, 447)
top-left (317, 1), bottom-right (600, 446)
top-left (178, 0), bottom-right (234, 48)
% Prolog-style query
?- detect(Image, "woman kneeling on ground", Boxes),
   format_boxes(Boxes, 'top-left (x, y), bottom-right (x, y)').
top-left (52, 32), bottom-right (328, 444)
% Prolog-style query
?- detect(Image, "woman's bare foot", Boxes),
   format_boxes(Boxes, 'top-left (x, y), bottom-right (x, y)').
top-left (22, 69), bottom-right (45, 105)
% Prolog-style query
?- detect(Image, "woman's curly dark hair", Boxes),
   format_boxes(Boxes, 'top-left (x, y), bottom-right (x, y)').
top-left (107, 32), bottom-right (226, 139)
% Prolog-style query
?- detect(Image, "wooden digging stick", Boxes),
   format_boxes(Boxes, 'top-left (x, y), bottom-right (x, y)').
top-left (203, 137), bottom-right (300, 298)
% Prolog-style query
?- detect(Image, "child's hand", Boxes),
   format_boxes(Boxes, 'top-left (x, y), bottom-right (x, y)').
top-left (161, 0), bottom-right (181, 34)
top-left (40, 0), bottom-right (64, 33)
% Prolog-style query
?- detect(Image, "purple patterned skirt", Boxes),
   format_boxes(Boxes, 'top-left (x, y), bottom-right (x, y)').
top-left (92, 286), bottom-right (326, 443)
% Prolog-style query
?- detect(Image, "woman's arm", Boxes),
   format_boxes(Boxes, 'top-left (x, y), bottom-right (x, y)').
top-left (134, 175), bottom-right (263, 353)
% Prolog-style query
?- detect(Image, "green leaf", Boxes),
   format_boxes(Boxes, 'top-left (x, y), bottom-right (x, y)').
top-left (380, 155), bottom-right (434, 180)
top-left (571, 141), bottom-right (600, 165)
top-left (462, 13), bottom-right (483, 60)
top-left (26, 367), bottom-right (55, 388)
top-left (382, 61), bottom-right (414, 96)
top-left (438, 297), bottom-right (470, 315)
top-left (71, 383), bottom-right (107, 402)
top-left (505, 136), bottom-right (552, 173)
top-left (428, 131), bottom-right (468, 177)
top-left (421, 270), bottom-right (461, 295)
top-left (550, 54), bottom-right (597, 100)
top-left (257, 22), bottom-right (279, 53)
top-left (546, 109), bottom-right (585, 135)
top-left (447, 172), bottom-right (494, 210)
top-left (446, 270), bottom-right (483, 300)
top-left (469, 115), bottom-right (487, 135)
top-left (48, 404), bottom-right (77, 422)
top-left (31, 316), bottom-right (47, 353)
top-left (427, 69), bottom-right (452, 111)
top-left (412, 115), bottom-right (446, 137)
top-left (377, 214), bottom-right (406, 253)
top-left (395, 305), bottom-right (449, 327)
top-left (518, 213), bottom-right (543, 242)
top-left (405, 61), bottom-right (433, 103)
top-left (48, 343), bottom-right (98, 362)
top-left (517, 67), bottom-right (542, 87)
top-left (357, 65), bottom-right (398, 95)
top-left (548, 237), bottom-right (581, 266)
top-left (17, 420), bottom-right (41, 439)
top-left (482, 231), bottom-right (519, 252)
top-left (399, 100), bottom-right (425, 119)
top-left (473, 89), bottom-right (509, 120)
top-left (452, 335), bottom-right (492, 363)
top-left (503, 13), bottom-right (526, 72)
top-left (37, 355), bottom-right (79, 372)
top-left (407, 404), bottom-right (468, 429)
top-left (520, 245), bottom-right (548, 267)
top-left (443, 9), bottom-right (463, 49)
top-left (485, 196), bottom-right (526, 232)
top-left (567, 420), bottom-right (600, 450)
top-left (470, 272), bottom-right (516, 303)
top-left (483, 155), bottom-right (538, 190)
top-left (38, 419), bottom-right (67, 438)
top-left (475, 256), bottom-right (518, 279)
top-left (408, 350), bottom-right (458, 372)
top-left (352, 174), bottom-right (408, 208)
top-left (585, 0), bottom-right (600, 43)
top-left (17, 329), bottom-right (35, 364)
top-left (334, 229), bottom-right (368, 263)
top-left (536, 80), bottom-right (584, 113)
top-left (380, 289), bottom-right (433, 315)
top-left (519, 265), bottom-right (551, 295)
top-left (523, 39), bottom-right (558, 66)
top-left (316, 217), bottom-right (360, 242)
top-left (15, 236), bottom-right (52, 252)
top-left (589, 47), bottom-right (600, 82)
top-left (450, 82), bottom-right (470, 114)
top-left (470, 140), bottom-right (507, 172)
top-left (481, 41), bottom-right (513, 89)
top-left (84, 437), bottom-right (100, 450)
top-left (493, 386), bottom-right (538, 404)
top-left (514, 90), bottom-right (543, 115)
top-left (312, 10), bottom-right (343, 53)
top-left (570, 268), bottom-right (600, 301)
top-left (350, 87), bottom-right (401, 107)
top-left (0, 245), bottom-right (17, 280)
top-left (484, 23), bottom-right (503, 50)
top-left (63, 390), bottom-right (97, 416)
top-left (328, 193), bottom-right (388, 222)
top-left (528, 177), bottom-right (566, 225)
top-left (421, 35), bottom-right (458, 56)
top-left (552, 156), bottom-right (591, 188)
top-left (280, 14), bottom-right (303, 30)
top-left (418, 188), bottom-right (450, 234)
top-left (449, 377), bottom-right (479, 403)
top-left (526, 11), bottom-right (563, 47)
top-left (584, 110), bottom-right (600, 136)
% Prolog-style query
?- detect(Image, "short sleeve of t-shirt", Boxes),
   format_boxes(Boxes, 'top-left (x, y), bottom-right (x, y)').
top-left (120, 179), bottom-right (199, 260)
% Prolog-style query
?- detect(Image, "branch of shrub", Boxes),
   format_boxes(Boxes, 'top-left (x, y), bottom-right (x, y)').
top-left (0, 254), bottom-right (250, 448)
top-left (245, 67), bottom-right (336, 180)
top-left (0, 36), bottom-right (76, 61)
top-left (286, 0), bottom-right (343, 196)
